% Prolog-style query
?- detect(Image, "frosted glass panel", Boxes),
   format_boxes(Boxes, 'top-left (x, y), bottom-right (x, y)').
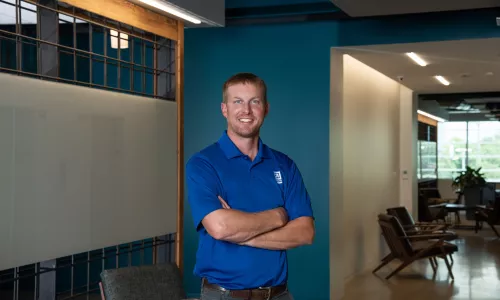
top-left (0, 72), bottom-right (177, 271)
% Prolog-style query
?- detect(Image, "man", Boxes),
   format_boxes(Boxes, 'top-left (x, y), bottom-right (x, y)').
top-left (186, 73), bottom-right (314, 300)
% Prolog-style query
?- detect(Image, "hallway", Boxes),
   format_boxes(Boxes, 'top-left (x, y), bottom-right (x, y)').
top-left (343, 227), bottom-right (500, 300)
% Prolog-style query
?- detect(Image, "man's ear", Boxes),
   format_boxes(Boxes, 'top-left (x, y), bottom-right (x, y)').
top-left (221, 102), bottom-right (228, 118)
top-left (265, 102), bottom-right (270, 117)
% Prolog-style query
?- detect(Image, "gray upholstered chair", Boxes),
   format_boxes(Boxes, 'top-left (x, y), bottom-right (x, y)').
top-left (99, 263), bottom-right (197, 300)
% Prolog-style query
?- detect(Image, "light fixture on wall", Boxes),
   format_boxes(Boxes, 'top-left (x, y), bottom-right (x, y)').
top-left (138, 0), bottom-right (201, 24)
top-left (417, 110), bottom-right (446, 122)
top-left (110, 30), bottom-right (129, 49)
top-left (406, 52), bottom-right (428, 67)
top-left (435, 75), bottom-right (450, 86)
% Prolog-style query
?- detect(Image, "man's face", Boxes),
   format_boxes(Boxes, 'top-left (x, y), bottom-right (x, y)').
top-left (221, 83), bottom-right (268, 139)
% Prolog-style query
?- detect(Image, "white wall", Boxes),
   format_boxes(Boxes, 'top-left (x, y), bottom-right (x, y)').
top-left (330, 52), bottom-right (416, 299)
top-left (0, 73), bottom-right (178, 271)
top-left (330, 49), bottom-right (345, 300)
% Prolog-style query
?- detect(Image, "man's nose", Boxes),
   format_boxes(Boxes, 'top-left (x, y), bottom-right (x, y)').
top-left (242, 102), bottom-right (250, 113)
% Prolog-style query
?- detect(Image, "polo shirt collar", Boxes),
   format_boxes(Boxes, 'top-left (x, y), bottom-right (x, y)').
top-left (218, 131), bottom-right (271, 160)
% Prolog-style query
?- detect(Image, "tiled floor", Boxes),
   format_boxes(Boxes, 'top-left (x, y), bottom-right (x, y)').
top-left (343, 225), bottom-right (500, 300)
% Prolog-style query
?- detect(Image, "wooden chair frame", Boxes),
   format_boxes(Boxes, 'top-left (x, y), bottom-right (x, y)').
top-left (475, 203), bottom-right (500, 237)
top-left (373, 214), bottom-right (458, 280)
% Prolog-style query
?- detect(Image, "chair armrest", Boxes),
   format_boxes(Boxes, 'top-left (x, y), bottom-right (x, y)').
top-left (403, 232), bottom-right (455, 240)
top-left (403, 234), bottom-right (446, 239)
top-left (414, 223), bottom-right (453, 231)
top-left (476, 206), bottom-right (493, 211)
top-left (405, 229), bottom-right (445, 234)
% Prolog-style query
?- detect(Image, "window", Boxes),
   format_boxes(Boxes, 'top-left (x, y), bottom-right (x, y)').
top-left (437, 122), bottom-right (467, 180)
top-left (0, 0), bottom-right (176, 101)
top-left (419, 140), bottom-right (437, 179)
top-left (417, 121), bottom-right (437, 180)
top-left (437, 121), bottom-right (500, 182)
top-left (467, 122), bottom-right (500, 181)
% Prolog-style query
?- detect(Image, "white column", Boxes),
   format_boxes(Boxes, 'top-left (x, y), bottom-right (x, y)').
top-left (399, 87), bottom-right (418, 217)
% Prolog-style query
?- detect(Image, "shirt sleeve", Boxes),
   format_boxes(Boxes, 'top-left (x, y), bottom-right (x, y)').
top-left (186, 155), bottom-right (224, 231)
top-left (284, 159), bottom-right (314, 221)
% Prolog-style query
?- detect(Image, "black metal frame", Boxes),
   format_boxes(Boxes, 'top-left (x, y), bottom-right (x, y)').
top-left (0, 0), bottom-right (176, 101)
top-left (0, 235), bottom-right (176, 300)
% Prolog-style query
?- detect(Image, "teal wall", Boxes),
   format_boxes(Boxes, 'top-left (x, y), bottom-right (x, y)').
top-left (183, 21), bottom-right (338, 300)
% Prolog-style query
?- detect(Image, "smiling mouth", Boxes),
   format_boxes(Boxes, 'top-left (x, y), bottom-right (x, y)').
top-left (238, 118), bottom-right (253, 123)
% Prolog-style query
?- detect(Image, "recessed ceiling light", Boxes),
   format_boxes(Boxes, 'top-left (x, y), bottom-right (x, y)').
top-left (486, 72), bottom-right (494, 76)
top-left (406, 52), bottom-right (428, 67)
top-left (435, 75), bottom-right (450, 86)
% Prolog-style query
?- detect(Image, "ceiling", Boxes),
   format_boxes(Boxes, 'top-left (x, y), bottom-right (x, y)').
top-left (226, 0), bottom-right (332, 9)
top-left (224, 0), bottom-right (341, 25)
top-left (337, 38), bottom-right (500, 121)
top-left (339, 38), bottom-right (500, 94)
top-left (330, 0), bottom-right (500, 17)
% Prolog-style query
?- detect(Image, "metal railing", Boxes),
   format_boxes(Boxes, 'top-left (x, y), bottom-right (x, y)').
top-left (0, 0), bottom-right (176, 101)
top-left (0, 234), bottom-right (176, 300)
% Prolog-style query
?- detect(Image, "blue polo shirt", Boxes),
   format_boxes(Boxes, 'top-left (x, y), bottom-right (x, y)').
top-left (186, 131), bottom-right (314, 290)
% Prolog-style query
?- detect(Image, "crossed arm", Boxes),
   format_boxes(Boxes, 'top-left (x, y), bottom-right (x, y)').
top-left (188, 156), bottom-right (314, 250)
top-left (202, 196), bottom-right (314, 250)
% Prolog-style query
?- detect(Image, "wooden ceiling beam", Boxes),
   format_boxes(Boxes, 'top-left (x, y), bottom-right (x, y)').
top-left (58, 0), bottom-right (179, 41)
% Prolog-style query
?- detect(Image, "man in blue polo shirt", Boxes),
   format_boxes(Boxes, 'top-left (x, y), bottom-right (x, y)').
top-left (186, 73), bottom-right (314, 300)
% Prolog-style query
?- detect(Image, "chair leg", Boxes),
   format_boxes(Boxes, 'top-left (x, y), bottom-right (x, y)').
top-left (433, 257), bottom-right (438, 268)
top-left (443, 255), bottom-right (454, 280)
top-left (449, 254), bottom-right (454, 264)
top-left (373, 254), bottom-right (394, 273)
top-left (489, 223), bottom-right (500, 238)
top-left (386, 261), bottom-right (410, 280)
top-left (380, 253), bottom-right (392, 262)
top-left (429, 258), bottom-right (436, 273)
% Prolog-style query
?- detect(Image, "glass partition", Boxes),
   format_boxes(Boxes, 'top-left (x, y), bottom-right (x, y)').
top-left (437, 121), bottom-right (500, 182)
top-left (419, 141), bottom-right (437, 179)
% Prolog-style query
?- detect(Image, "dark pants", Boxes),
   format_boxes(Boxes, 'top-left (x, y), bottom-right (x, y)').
top-left (200, 285), bottom-right (294, 300)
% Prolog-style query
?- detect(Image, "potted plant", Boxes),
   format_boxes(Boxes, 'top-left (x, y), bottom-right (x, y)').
top-left (452, 166), bottom-right (487, 219)
top-left (452, 166), bottom-right (486, 190)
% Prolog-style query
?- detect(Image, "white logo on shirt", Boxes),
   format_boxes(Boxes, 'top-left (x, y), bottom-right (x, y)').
top-left (274, 171), bottom-right (283, 184)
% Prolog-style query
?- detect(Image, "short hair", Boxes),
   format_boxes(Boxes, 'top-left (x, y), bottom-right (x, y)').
top-left (222, 72), bottom-right (267, 104)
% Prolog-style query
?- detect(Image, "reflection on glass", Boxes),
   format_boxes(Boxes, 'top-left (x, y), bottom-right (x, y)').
top-left (420, 141), bottom-right (437, 179)
top-left (467, 122), bottom-right (500, 182)
top-left (438, 121), bottom-right (500, 182)
top-left (438, 122), bottom-right (467, 180)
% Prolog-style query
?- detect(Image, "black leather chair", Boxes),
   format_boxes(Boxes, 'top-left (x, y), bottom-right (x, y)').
top-left (99, 263), bottom-right (194, 300)
top-left (387, 206), bottom-right (458, 241)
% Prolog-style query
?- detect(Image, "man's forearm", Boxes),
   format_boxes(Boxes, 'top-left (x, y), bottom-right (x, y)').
top-left (205, 208), bottom-right (287, 243)
top-left (240, 217), bottom-right (314, 250)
